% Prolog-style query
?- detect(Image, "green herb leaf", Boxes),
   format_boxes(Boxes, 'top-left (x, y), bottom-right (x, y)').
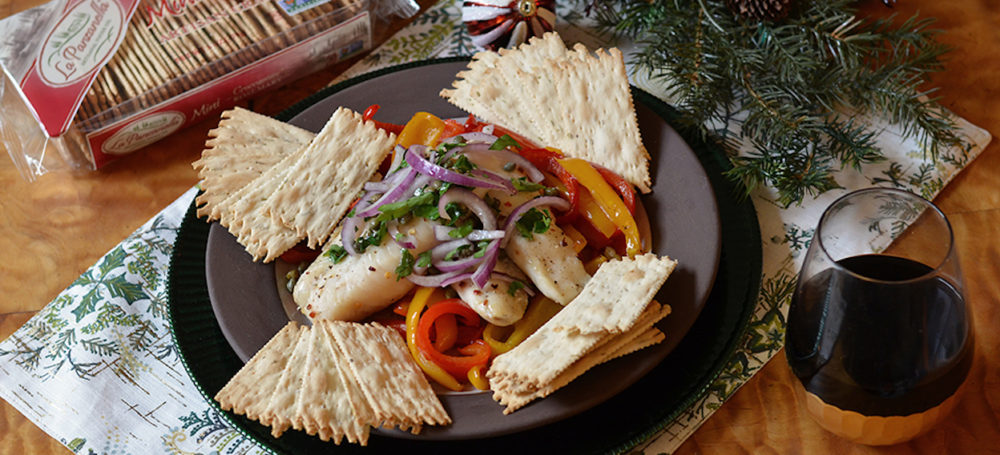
top-left (449, 222), bottom-right (474, 238)
top-left (326, 245), bottom-right (349, 263)
top-left (445, 244), bottom-right (472, 261)
top-left (508, 280), bottom-right (525, 296)
top-left (490, 134), bottom-right (522, 151)
top-left (416, 251), bottom-right (432, 268)
top-left (395, 249), bottom-right (415, 280)
top-left (512, 176), bottom-right (545, 192)
top-left (515, 208), bottom-right (552, 239)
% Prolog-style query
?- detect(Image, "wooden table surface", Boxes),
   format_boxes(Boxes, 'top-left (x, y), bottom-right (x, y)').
top-left (0, 0), bottom-right (997, 453)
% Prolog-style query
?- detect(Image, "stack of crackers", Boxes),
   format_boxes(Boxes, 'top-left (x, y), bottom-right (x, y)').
top-left (441, 31), bottom-right (652, 193)
top-left (215, 320), bottom-right (450, 445)
top-left (487, 253), bottom-right (677, 413)
top-left (192, 106), bottom-right (396, 262)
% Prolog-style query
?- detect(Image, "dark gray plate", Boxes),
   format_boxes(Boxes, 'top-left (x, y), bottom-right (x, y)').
top-left (204, 60), bottom-right (721, 440)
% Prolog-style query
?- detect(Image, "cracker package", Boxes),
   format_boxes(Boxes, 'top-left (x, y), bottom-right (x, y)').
top-left (0, 0), bottom-right (418, 182)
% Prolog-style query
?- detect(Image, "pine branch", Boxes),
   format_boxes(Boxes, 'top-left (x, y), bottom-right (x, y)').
top-left (591, 0), bottom-right (967, 205)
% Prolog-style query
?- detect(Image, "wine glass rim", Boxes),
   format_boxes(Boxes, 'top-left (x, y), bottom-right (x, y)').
top-left (815, 187), bottom-right (955, 284)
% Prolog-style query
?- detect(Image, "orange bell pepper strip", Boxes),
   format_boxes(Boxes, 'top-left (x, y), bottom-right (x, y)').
top-left (406, 287), bottom-right (462, 391)
top-left (396, 112), bottom-right (447, 148)
top-left (557, 158), bottom-right (642, 258)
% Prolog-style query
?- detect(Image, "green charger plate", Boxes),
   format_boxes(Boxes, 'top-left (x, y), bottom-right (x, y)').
top-left (168, 58), bottom-right (761, 454)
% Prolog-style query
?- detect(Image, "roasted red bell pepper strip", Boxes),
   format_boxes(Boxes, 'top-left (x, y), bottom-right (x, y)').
top-left (416, 299), bottom-right (491, 378)
top-left (279, 243), bottom-right (320, 264)
top-left (361, 104), bottom-right (405, 135)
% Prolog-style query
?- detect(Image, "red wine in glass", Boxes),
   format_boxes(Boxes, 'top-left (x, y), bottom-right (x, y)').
top-left (786, 189), bottom-right (973, 445)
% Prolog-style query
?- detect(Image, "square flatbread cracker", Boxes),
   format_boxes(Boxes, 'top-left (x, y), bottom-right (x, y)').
top-left (441, 31), bottom-right (651, 193)
top-left (193, 108), bottom-right (315, 221)
top-left (293, 322), bottom-right (370, 445)
top-left (258, 326), bottom-right (312, 437)
top-left (551, 253), bottom-right (677, 334)
top-left (265, 107), bottom-right (396, 248)
top-left (324, 321), bottom-right (450, 431)
top-left (214, 322), bottom-right (303, 420)
top-left (441, 33), bottom-right (583, 142)
top-left (491, 302), bottom-right (671, 413)
top-left (216, 148), bottom-right (305, 262)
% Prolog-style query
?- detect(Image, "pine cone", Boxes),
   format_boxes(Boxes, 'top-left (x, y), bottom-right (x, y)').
top-left (726, 0), bottom-right (795, 22)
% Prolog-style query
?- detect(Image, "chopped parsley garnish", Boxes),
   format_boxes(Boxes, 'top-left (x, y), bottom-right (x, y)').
top-left (472, 240), bottom-right (491, 258)
top-left (416, 251), bottom-right (432, 268)
top-left (490, 134), bottom-right (522, 151)
top-left (445, 244), bottom-right (472, 261)
top-left (435, 138), bottom-right (467, 156)
top-left (326, 245), bottom-right (349, 263)
top-left (449, 222), bottom-right (474, 238)
top-left (353, 221), bottom-right (389, 253)
top-left (443, 201), bottom-right (467, 224)
top-left (508, 280), bottom-right (525, 296)
top-left (395, 249), bottom-right (415, 280)
top-left (446, 154), bottom-right (477, 174)
top-left (515, 208), bottom-right (552, 239)
top-left (377, 191), bottom-right (436, 221)
top-left (512, 176), bottom-right (545, 192)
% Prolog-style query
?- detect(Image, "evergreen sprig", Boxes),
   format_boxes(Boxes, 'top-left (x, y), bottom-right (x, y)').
top-left (590, 0), bottom-right (964, 205)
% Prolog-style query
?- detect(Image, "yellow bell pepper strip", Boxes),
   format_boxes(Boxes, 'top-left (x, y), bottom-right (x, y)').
top-left (415, 300), bottom-right (491, 378)
top-left (577, 187), bottom-right (618, 239)
top-left (395, 112), bottom-right (447, 148)
top-left (557, 158), bottom-right (642, 257)
top-left (560, 224), bottom-right (588, 253)
top-left (406, 287), bottom-right (462, 391)
top-left (467, 364), bottom-right (490, 391)
top-left (483, 296), bottom-right (562, 354)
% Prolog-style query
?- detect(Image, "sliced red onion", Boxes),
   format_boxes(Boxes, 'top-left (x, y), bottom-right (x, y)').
top-left (437, 187), bottom-right (497, 230)
top-left (340, 215), bottom-right (363, 255)
top-left (468, 229), bottom-right (506, 241)
top-left (430, 239), bottom-right (471, 262)
top-left (434, 224), bottom-right (453, 241)
top-left (434, 253), bottom-right (484, 273)
top-left (406, 147), bottom-right (513, 192)
top-left (435, 224), bottom-right (504, 241)
top-left (471, 239), bottom-right (502, 288)
top-left (388, 221), bottom-right (416, 249)
top-left (354, 167), bottom-right (417, 218)
top-left (501, 196), bottom-right (572, 247)
top-left (450, 132), bottom-right (498, 145)
top-left (407, 270), bottom-right (471, 288)
top-left (465, 148), bottom-right (544, 183)
top-left (388, 144), bottom-right (406, 171)
top-left (468, 169), bottom-right (516, 193)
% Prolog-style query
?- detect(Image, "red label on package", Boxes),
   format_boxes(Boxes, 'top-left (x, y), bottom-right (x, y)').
top-left (84, 11), bottom-right (371, 167)
top-left (19, 0), bottom-right (140, 137)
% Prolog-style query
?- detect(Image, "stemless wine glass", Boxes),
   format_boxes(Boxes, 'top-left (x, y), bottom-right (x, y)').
top-left (786, 188), bottom-right (974, 445)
